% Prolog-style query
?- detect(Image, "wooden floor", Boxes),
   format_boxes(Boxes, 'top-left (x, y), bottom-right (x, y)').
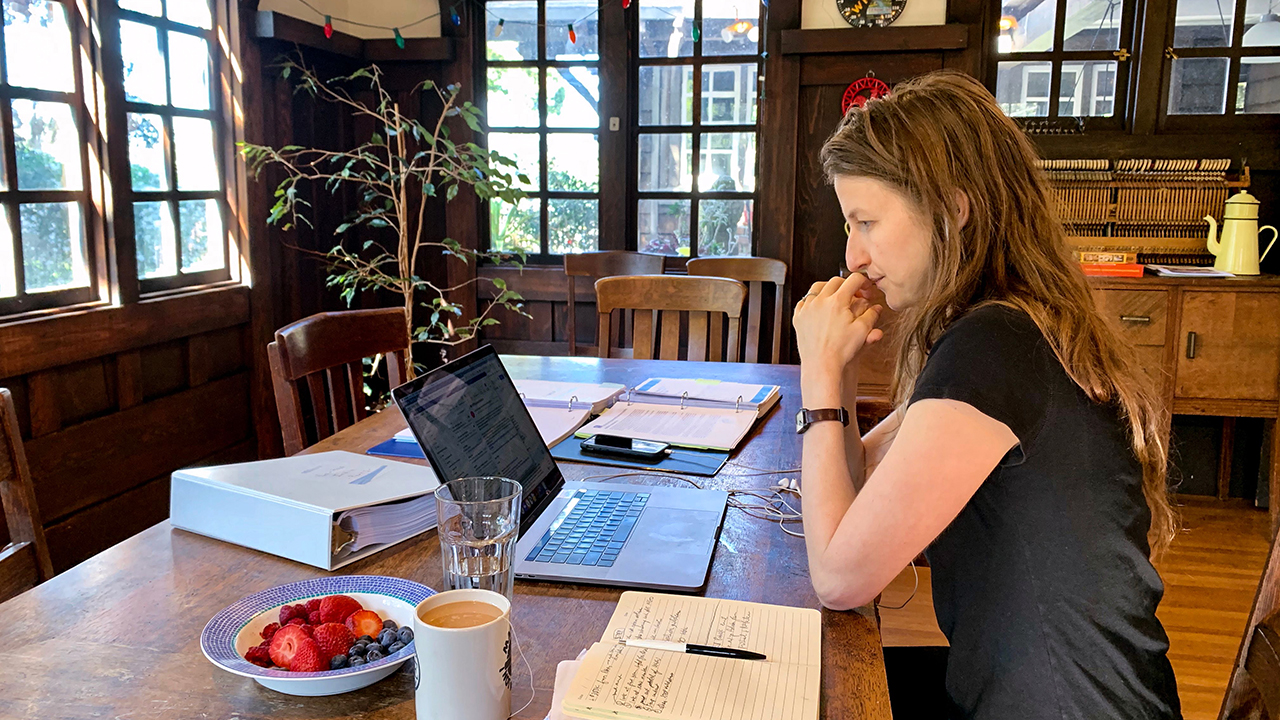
top-left (876, 501), bottom-right (1274, 720)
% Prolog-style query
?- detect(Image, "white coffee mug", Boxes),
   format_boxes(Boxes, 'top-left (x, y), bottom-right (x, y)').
top-left (413, 589), bottom-right (512, 720)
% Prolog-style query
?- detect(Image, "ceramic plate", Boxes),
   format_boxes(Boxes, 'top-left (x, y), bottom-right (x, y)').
top-left (201, 575), bottom-right (435, 696)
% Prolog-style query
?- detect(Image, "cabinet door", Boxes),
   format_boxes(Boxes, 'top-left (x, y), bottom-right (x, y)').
top-left (1176, 291), bottom-right (1280, 401)
top-left (1093, 289), bottom-right (1171, 394)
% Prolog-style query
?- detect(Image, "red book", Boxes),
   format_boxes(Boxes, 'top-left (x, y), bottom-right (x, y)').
top-left (1079, 262), bottom-right (1145, 278)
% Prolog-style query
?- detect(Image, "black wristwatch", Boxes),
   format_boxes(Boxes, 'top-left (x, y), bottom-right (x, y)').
top-left (795, 407), bottom-right (849, 434)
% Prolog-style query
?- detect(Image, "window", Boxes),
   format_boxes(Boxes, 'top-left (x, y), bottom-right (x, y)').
top-left (118, 0), bottom-right (230, 291)
top-left (0, 0), bottom-right (96, 313)
top-left (636, 0), bottom-right (760, 257)
top-left (1166, 0), bottom-right (1280, 116)
top-left (485, 0), bottom-right (601, 257)
top-left (993, 0), bottom-right (1130, 121)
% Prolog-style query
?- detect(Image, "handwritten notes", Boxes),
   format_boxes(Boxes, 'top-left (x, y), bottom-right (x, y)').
top-left (561, 592), bottom-right (821, 720)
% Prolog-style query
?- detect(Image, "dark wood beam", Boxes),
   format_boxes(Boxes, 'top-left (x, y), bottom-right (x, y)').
top-left (780, 23), bottom-right (970, 55)
top-left (254, 11), bottom-right (454, 62)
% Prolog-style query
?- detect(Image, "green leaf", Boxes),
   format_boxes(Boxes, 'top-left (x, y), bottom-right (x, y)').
top-left (446, 184), bottom-right (459, 201)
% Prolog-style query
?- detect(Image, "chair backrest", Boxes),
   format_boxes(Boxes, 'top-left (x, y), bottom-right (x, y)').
top-left (595, 275), bottom-right (747, 361)
top-left (268, 308), bottom-right (408, 456)
top-left (686, 256), bottom-right (788, 364)
top-left (0, 387), bottom-right (53, 603)
top-left (563, 251), bottom-right (666, 357)
top-left (1221, 521), bottom-right (1280, 720)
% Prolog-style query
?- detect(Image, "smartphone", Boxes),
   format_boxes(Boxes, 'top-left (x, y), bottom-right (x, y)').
top-left (580, 434), bottom-right (671, 460)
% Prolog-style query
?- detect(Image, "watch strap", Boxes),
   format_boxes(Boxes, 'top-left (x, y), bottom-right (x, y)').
top-left (797, 408), bottom-right (849, 433)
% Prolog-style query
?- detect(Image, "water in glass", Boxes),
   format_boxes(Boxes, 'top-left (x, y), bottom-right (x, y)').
top-left (436, 477), bottom-right (522, 601)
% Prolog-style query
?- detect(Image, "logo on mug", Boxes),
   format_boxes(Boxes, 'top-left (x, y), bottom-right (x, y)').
top-left (501, 633), bottom-right (512, 689)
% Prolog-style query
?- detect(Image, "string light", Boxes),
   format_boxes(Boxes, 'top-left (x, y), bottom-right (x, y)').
top-left (568, 22), bottom-right (577, 43)
top-left (450, 5), bottom-right (462, 26)
top-left (394, 27), bottom-right (405, 48)
top-left (494, 17), bottom-right (505, 37)
top-left (622, 0), bottom-right (631, 7)
top-left (691, 21), bottom-right (701, 41)
top-left (323, 14), bottom-right (333, 38)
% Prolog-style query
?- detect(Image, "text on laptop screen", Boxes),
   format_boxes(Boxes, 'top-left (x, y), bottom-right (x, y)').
top-left (396, 352), bottom-right (557, 517)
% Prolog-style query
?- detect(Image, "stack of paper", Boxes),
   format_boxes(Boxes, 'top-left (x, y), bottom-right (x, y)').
top-left (629, 378), bottom-right (780, 416)
top-left (561, 592), bottom-right (820, 720)
top-left (337, 493), bottom-right (437, 552)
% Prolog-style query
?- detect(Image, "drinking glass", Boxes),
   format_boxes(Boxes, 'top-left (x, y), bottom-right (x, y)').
top-left (435, 477), bottom-right (522, 601)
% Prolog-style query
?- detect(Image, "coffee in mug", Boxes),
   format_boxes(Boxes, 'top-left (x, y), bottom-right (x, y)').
top-left (418, 600), bottom-right (504, 629)
top-left (413, 589), bottom-right (512, 720)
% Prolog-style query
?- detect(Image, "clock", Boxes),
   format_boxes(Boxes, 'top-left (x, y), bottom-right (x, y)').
top-left (837, 0), bottom-right (906, 28)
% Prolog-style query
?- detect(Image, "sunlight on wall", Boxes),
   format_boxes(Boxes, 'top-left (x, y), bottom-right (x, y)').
top-left (259, 0), bottom-right (443, 38)
top-left (801, 0), bottom-right (946, 29)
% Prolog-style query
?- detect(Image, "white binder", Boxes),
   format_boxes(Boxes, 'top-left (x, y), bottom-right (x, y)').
top-left (170, 451), bottom-right (441, 570)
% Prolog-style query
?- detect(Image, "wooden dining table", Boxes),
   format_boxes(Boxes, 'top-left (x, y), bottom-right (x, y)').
top-left (0, 355), bottom-right (891, 720)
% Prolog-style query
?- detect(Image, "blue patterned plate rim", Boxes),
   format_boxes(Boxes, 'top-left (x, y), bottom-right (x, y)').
top-left (200, 575), bottom-right (435, 680)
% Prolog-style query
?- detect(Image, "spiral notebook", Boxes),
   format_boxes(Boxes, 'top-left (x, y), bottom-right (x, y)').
top-left (561, 592), bottom-right (820, 720)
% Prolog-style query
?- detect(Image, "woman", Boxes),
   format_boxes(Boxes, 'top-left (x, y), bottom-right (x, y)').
top-left (792, 71), bottom-right (1181, 719)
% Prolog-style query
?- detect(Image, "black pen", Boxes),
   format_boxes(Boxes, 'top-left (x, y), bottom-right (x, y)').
top-left (623, 638), bottom-right (767, 661)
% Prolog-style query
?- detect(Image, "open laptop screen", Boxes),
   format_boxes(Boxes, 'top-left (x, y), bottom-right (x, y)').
top-left (392, 347), bottom-right (560, 525)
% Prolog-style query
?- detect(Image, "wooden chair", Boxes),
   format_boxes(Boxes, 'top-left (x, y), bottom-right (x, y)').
top-left (686, 257), bottom-right (788, 364)
top-left (564, 251), bottom-right (666, 357)
top-left (0, 387), bottom-right (53, 604)
top-left (595, 275), bottom-right (747, 361)
top-left (268, 308), bottom-right (408, 456)
top-left (1222, 521), bottom-right (1280, 720)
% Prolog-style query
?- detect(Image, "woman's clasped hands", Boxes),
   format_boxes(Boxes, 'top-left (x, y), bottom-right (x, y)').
top-left (793, 274), bottom-right (885, 379)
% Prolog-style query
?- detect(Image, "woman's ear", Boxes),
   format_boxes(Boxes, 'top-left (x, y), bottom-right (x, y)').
top-left (954, 190), bottom-right (971, 229)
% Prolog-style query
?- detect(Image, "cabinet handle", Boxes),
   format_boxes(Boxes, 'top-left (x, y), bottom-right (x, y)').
top-left (1186, 331), bottom-right (1197, 359)
top-left (1120, 315), bottom-right (1151, 324)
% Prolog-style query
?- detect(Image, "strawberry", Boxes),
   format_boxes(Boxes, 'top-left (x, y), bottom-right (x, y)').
top-left (298, 624), bottom-right (314, 637)
top-left (260, 622), bottom-right (280, 641)
top-left (290, 637), bottom-right (327, 672)
top-left (345, 610), bottom-right (384, 639)
top-left (244, 644), bottom-right (273, 667)
top-left (279, 604), bottom-right (303, 625)
top-left (319, 595), bottom-right (364, 624)
top-left (308, 611), bottom-right (322, 625)
top-left (268, 625), bottom-right (312, 669)
top-left (313, 623), bottom-right (355, 659)
top-left (305, 598), bottom-right (322, 614)
top-left (287, 618), bottom-right (306, 626)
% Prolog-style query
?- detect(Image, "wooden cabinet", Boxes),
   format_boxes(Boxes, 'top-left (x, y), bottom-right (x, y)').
top-left (1176, 291), bottom-right (1280, 402)
top-left (1093, 288), bottom-right (1173, 396)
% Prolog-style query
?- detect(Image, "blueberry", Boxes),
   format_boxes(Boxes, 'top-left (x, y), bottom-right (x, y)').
top-left (349, 645), bottom-right (366, 658)
top-left (397, 627), bottom-right (414, 644)
top-left (365, 647), bottom-right (385, 662)
top-left (350, 656), bottom-right (367, 666)
top-left (378, 629), bottom-right (397, 646)
top-left (357, 635), bottom-right (375, 644)
top-left (387, 641), bottom-right (405, 654)
top-left (382, 619), bottom-right (398, 630)
top-left (330, 655), bottom-right (349, 670)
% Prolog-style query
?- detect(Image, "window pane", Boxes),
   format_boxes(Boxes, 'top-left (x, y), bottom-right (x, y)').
top-left (13, 100), bottom-right (82, 191)
top-left (549, 199), bottom-right (598, 253)
top-left (547, 66), bottom-right (599, 127)
top-left (548, 133), bottom-right (598, 191)
top-left (639, 65), bottom-right (693, 126)
top-left (487, 1), bottom-right (537, 60)
top-left (120, 20), bottom-right (168, 105)
top-left (638, 199), bottom-right (690, 255)
top-left (639, 0), bottom-right (693, 58)
top-left (20, 202), bottom-right (85, 292)
top-left (1244, 0), bottom-right (1280, 45)
top-left (128, 113), bottom-right (168, 190)
top-left (168, 31), bottom-right (211, 110)
top-left (1063, 0), bottom-right (1121, 50)
top-left (1238, 57), bottom-right (1280, 113)
top-left (119, 0), bottom-right (162, 16)
top-left (0, 208), bottom-right (14, 297)
top-left (488, 132), bottom-right (539, 191)
top-left (173, 117), bottom-right (219, 190)
top-left (179, 199), bottom-right (223, 271)
top-left (999, 0), bottom-right (1055, 53)
top-left (487, 67), bottom-right (540, 128)
top-left (167, 0), bottom-right (212, 29)
top-left (4, 0), bottom-right (75, 92)
top-left (698, 198), bottom-right (752, 256)
top-left (134, 201), bottom-right (176, 278)
top-left (1062, 61), bottom-right (1118, 116)
top-left (1168, 57), bottom-right (1230, 114)
top-left (996, 61), bottom-right (1052, 116)
top-left (702, 64), bottom-right (758, 124)
top-left (546, 0), bottom-right (598, 60)
top-left (490, 197), bottom-right (541, 254)
top-left (703, 0), bottom-right (760, 56)
top-left (638, 133), bottom-right (692, 191)
top-left (698, 132), bottom-right (754, 191)
top-left (1174, 0), bottom-right (1235, 47)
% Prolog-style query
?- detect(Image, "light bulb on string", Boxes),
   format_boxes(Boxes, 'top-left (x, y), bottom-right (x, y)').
top-left (394, 27), bottom-right (405, 48)
top-left (323, 15), bottom-right (333, 38)
top-left (451, 5), bottom-right (462, 26)
top-left (568, 23), bottom-right (577, 43)
top-left (623, 0), bottom-right (632, 7)
top-left (691, 21), bottom-right (701, 41)
top-left (494, 18), bottom-right (505, 37)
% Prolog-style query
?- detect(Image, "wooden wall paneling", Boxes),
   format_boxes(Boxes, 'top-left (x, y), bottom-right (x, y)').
top-left (116, 351), bottom-right (144, 410)
top-left (141, 341), bottom-right (188, 402)
top-left (55, 359), bottom-right (115, 428)
top-left (596, 0), bottom-right (628, 251)
top-left (780, 24), bottom-right (969, 55)
top-left (25, 372), bottom-right (60, 438)
top-left (440, 2), bottom-right (481, 364)
top-left (25, 372), bottom-right (252, 525)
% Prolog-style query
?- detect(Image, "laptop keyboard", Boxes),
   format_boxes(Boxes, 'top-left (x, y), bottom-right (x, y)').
top-left (525, 490), bottom-right (650, 568)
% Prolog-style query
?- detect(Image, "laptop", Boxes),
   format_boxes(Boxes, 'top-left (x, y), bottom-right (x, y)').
top-left (390, 345), bottom-right (728, 591)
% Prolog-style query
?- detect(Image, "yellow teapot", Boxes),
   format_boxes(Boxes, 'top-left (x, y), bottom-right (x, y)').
top-left (1205, 190), bottom-right (1277, 275)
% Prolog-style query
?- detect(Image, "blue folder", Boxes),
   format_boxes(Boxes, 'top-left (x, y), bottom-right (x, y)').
top-left (368, 437), bottom-right (727, 477)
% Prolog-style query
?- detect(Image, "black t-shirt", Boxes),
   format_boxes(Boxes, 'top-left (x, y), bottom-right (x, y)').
top-left (908, 304), bottom-right (1181, 720)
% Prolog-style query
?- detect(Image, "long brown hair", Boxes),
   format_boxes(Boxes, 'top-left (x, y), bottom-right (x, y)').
top-left (820, 71), bottom-right (1175, 554)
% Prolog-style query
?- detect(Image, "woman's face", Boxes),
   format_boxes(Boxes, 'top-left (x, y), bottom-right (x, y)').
top-left (833, 175), bottom-right (934, 310)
